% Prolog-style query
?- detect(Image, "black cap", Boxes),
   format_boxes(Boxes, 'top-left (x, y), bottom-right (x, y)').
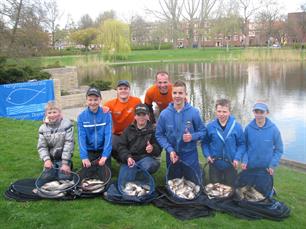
top-left (86, 87), bottom-right (101, 97)
top-left (117, 80), bottom-right (130, 88)
top-left (135, 103), bottom-right (149, 115)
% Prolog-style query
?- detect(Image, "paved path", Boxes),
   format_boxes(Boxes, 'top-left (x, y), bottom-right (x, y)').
top-left (62, 106), bottom-right (84, 121)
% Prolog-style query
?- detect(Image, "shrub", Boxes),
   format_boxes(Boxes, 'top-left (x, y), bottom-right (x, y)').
top-left (89, 80), bottom-right (112, 91)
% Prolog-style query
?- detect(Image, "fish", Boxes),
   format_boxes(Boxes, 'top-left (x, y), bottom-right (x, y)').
top-left (122, 182), bottom-right (150, 197)
top-left (204, 183), bottom-right (233, 199)
top-left (38, 179), bottom-right (75, 197)
top-left (167, 177), bottom-right (200, 200)
top-left (80, 178), bottom-right (105, 193)
top-left (236, 186), bottom-right (265, 202)
top-left (6, 87), bottom-right (46, 106)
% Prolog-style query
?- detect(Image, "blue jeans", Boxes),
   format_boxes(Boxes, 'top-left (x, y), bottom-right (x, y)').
top-left (136, 157), bottom-right (160, 174)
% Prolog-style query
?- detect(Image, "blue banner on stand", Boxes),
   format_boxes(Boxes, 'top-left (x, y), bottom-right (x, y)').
top-left (0, 80), bottom-right (55, 120)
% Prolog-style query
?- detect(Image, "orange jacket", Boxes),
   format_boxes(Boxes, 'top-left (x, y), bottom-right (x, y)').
top-left (144, 84), bottom-right (173, 111)
top-left (104, 96), bottom-right (141, 135)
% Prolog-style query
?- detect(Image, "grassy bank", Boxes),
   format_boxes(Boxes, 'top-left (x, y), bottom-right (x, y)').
top-left (7, 48), bottom-right (306, 69)
top-left (0, 117), bottom-right (305, 229)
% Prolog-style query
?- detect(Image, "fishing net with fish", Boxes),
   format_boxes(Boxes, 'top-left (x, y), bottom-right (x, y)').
top-left (166, 160), bottom-right (202, 202)
top-left (104, 164), bottom-right (157, 204)
top-left (77, 162), bottom-right (111, 198)
top-left (35, 167), bottom-right (80, 199)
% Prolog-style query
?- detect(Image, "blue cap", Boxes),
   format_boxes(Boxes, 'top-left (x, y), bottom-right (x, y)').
top-left (117, 80), bottom-right (130, 88)
top-left (253, 102), bottom-right (269, 112)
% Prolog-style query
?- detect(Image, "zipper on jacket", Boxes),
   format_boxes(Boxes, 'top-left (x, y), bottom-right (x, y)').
top-left (94, 113), bottom-right (97, 150)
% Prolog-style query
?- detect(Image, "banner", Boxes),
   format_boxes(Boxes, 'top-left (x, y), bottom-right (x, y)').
top-left (0, 80), bottom-right (55, 120)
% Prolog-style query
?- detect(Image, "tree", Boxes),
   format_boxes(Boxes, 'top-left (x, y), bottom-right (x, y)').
top-left (147, 0), bottom-right (185, 47)
top-left (94, 10), bottom-right (116, 27)
top-left (97, 19), bottom-right (131, 60)
top-left (78, 14), bottom-right (94, 29)
top-left (197, 0), bottom-right (218, 48)
top-left (42, 0), bottom-right (62, 48)
top-left (130, 15), bottom-right (150, 45)
top-left (70, 28), bottom-right (98, 50)
top-left (182, 0), bottom-right (200, 48)
top-left (238, 0), bottom-right (262, 46)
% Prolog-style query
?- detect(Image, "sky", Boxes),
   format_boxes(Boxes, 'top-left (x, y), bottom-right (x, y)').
top-left (57, 0), bottom-right (305, 27)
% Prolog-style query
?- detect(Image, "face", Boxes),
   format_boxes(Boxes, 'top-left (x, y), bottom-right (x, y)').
top-left (216, 105), bottom-right (230, 123)
top-left (172, 86), bottom-right (186, 107)
top-left (156, 73), bottom-right (170, 94)
top-left (46, 108), bottom-right (61, 123)
top-left (117, 85), bottom-right (130, 100)
top-left (86, 95), bottom-right (101, 112)
top-left (253, 109), bottom-right (268, 122)
top-left (135, 113), bottom-right (148, 127)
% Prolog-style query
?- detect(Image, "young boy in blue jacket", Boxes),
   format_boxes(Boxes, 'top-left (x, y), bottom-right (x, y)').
top-left (77, 87), bottom-right (112, 168)
top-left (242, 102), bottom-right (283, 176)
top-left (156, 80), bottom-right (206, 181)
top-left (202, 99), bottom-right (245, 186)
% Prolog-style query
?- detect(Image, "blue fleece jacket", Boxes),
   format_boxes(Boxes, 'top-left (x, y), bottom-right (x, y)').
top-left (243, 118), bottom-right (283, 169)
top-left (202, 116), bottom-right (245, 169)
top-left (77, 107), bottom-right (112, 160)
top-left (156, 102), bottom-right (207, 178)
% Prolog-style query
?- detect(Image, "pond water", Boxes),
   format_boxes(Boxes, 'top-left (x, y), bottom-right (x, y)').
top-left (79, 61), bottom-right (306, 164)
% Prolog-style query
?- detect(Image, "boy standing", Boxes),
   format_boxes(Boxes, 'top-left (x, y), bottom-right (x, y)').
top-left (156, 80), bottom-right (206, 180)
top-left (242, 102), bottom-right (283, 175)
top-left (202, 99), bottom-right (245, 186)
top-left (77, 87), bottom-right (112, 168)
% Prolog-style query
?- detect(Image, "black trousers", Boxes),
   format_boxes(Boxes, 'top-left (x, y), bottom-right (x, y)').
top-left (209, 163), bottom-right (237, 186)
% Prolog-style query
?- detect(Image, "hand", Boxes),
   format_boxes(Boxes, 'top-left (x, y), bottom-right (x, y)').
top-left (232, 160), bottom-right (239, 170)
top-left (183, 128), bottom-right (192, 143)
top-left (60, 163), bottom-right (71, 174)
top-left (127, 157), bottom-right (135, 167)
top-left (102, 106), bottom-right (110, 113)
top-left (44, 159), bottom-right (53, 169)
top-left (267, 167), bottom-right (274, 175)
top-left (82, 159), bottom-right (91, 168)
top-left (170, 151), bottom-right (179, 164)
top-left (98, 157), bottom-right (107, 166)
top-left (146, 141), bottom-right (153, 154)
top-left (207, 156), bottom-right (214, 164)
top-left (241, 163), bottom-right (247, 170)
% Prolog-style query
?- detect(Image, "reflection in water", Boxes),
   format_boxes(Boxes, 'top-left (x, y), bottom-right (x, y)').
top-left (78, 61), bottom-right (306, 163)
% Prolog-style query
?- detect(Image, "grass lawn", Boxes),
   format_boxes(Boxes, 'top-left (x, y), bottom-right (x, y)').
top-left (7, 48), bottom-right (306, 69)
top-left (0, 118), bottom-right (305, 229)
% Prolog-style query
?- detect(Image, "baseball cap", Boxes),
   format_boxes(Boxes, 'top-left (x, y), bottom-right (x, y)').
top-left (135, 103), bottom-right (149, 115)
top-left (253, 102), bottom-right (269, 112)
top-left (86, 87), bottom-right (101, 97)
top-left (117, 80), bottom-right (130, 88)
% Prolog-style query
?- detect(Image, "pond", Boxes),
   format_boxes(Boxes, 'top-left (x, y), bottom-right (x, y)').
top-left (79, 61), bottom-right (306, 164)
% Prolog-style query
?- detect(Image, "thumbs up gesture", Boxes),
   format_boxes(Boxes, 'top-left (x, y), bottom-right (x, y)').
top-left (183, 128), bottom-right (192, 142)
top-left (146, 140), bottom-right (153, 154)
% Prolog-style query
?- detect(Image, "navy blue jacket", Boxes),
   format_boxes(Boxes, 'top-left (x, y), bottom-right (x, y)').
top-left (77, 107), bottom-right (112, 159)
top-left (243, 118), bottom-right (283, 169)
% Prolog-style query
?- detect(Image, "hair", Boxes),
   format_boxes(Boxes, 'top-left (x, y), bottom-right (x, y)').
top-left (215, 98), bottom-right (231, 110)
top-left (44, 101), bottom-right (61, 113)
top-left (173, 80), bottom-right (186, 89)
top-left (155, 71), bottom-right (170, 80)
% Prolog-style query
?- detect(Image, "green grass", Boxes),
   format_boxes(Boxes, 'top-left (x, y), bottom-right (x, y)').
top-left (7, 48), bottom-right (306, 69)
top-left (0, 117), bottom-right (305, 229)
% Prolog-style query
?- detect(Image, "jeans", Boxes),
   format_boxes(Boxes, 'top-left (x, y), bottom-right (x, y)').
top-left (136, 156), bottom-right (160, 174)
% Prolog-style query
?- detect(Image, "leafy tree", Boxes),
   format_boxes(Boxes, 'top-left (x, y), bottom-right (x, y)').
top-left (78, 14), bottom-right (94, 29)
top-left (97, 19), bottom-right (131, 60)
top-left (70, 28), bottom-right (98, 50)
top-left (94, 10), bottom-right (116, 27)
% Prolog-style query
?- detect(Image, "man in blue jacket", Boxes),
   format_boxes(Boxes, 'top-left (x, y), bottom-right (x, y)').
top-left (77, 87), bottom-right (112, 168)
top-left (242, 102), bottom-right (283, 176)
top-left (156, 80), bottom-right (206, 181)
top-left (202, 99), bottom-right (245, 186)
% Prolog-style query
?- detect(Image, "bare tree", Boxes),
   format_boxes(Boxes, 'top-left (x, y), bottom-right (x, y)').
top-left (146, 0), bottom-right (185, 47)
top-left (94, 10), bottom-right (116, 27)
top-left (238, 0), bottom-right (262, 46)
top-left (78, 14), bottom-right (94, 29)
top-left (130, 15), bottom-right (150, 45)
top-left (42, 0), bottom-right (62, 48)
top-left (182, 0), bottom-right (200, 47)
top-left (197, 0), bottom-right (218, 48)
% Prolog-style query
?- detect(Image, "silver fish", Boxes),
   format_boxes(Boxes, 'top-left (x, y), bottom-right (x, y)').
top-left (236, 186), bottom-right (265, 202)
top-left (123, 182), bottom-right (150, 197)
top-left (80, 178), bottom-right (105, 193)
top-left (167, 177), bottom-right (200, 200)
top-left (204, 183), bottom-right (233, 199)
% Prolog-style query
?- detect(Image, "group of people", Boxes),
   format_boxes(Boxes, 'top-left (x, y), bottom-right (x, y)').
top-left (37, 71), bottom-right (284, 187)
